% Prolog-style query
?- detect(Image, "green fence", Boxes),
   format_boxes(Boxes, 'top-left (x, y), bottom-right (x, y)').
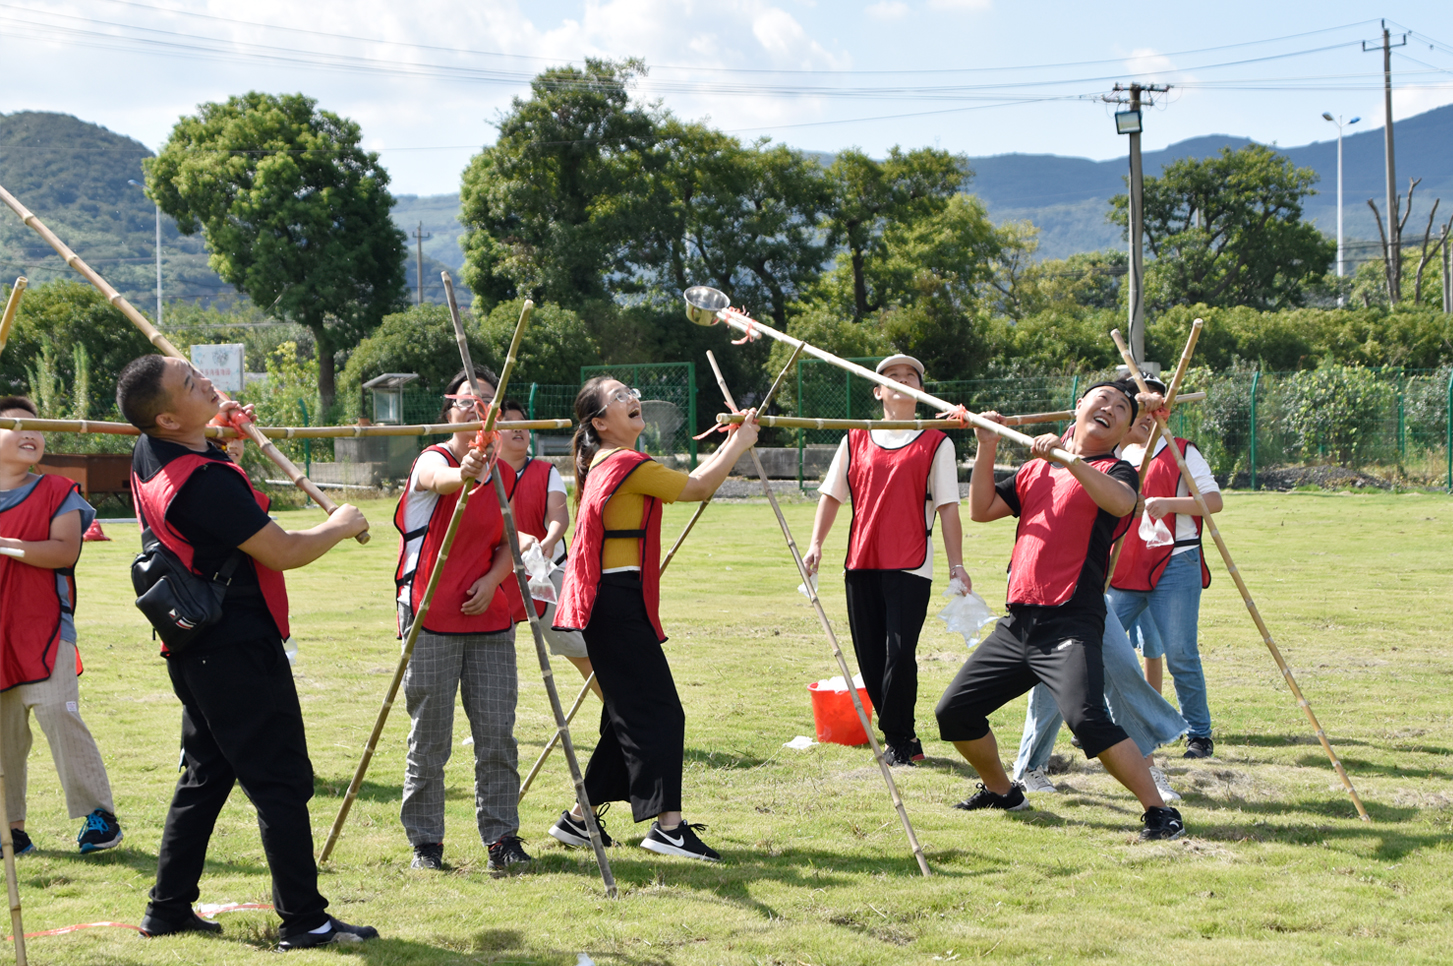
top-left (580, 362), bottom-right (698, 468)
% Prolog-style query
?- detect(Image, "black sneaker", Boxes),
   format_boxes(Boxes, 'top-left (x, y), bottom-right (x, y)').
top-left (8, 829), bottom-right (33, 856)
top-left (952, 782), bottom-right (1030, 812)
top-left (411, 842), bottom-right (444, 870)
top-left (486, 834), bottom-right (533, 872)
top-left (883, 736), bottom-right (926, 767)
top-left (1140, 805), bottom-right (1187, 841)
top-left (1182, 736), bottom-right (1215, 759)
top-left (77, 809), bottom-right (123, 854)
top-left (548, 806), bottom-right (615, 848)
top-left (640, 821), bottom-right (720, 862)
top-left (277, 917), bottom-right (378, 951)
top-left (138, 909), bottom-right (223, 938)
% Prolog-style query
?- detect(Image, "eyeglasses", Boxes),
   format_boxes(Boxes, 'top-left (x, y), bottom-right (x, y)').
top-left (447, 396), bottom-right (494, 412)
top-left (604, 387), bottom-right (641, 407)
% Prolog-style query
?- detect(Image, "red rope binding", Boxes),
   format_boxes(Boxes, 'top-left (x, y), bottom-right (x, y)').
top-left (935, 404), bottom-right (970, 429)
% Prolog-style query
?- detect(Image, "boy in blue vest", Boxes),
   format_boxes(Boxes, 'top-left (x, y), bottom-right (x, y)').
top-left (934, 382), bottom-right (1186, 840)
top-left (0, 396), bottom-right (121, 855)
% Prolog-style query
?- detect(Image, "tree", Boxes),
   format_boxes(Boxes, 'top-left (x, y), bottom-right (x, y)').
top-left (459, 59), bottom-right (657, 311)
top-left (145, 92), bottom-right (407, 415)
top-left (1109, 144), bottom-right (1334, 312)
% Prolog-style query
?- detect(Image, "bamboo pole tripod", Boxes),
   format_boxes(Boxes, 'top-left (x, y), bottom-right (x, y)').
top-left (706, 349), bottom-right (932, 877)
top-left (518, 342), bottom-right (802, 806)
top-left (1104, 320), bottom-right (1203, 591)
top-left (1109, 329), bottom-right (1370, 822)
top-left (0, 729), bottom-right (27, 964)
top-left (0, 183), bottom-right (367, 543)
top-left (318, 295), bottom-right (535, 864)
top-left (443, 274), bottom-right (615, 894)
top-left (0, 277), bottom-right (26, 358)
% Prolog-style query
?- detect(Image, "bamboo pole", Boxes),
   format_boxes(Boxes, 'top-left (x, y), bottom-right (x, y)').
top-left (0, 719), bottom-right (27, 965)
top-left (1109, 329), bottom-right (1370, 822)
top-left (318, 292), bottom-right (535, 864)
top-left (0, 277), bottom-right (26, 358)
top-left (706, 349), bottom-right (932, 877)
top-left (0, 182), bottom-right (369, 542)
top-left (517, 346), bottom-right (802, 807)
top-left (684, 286), bottom-right (1076, 463)
top-left (716, 394), bottom-right (1207, 432)
top-left (1104, 321), bottom-right (1203, 591)
top-left (0, 416), bottom-right (570, 438)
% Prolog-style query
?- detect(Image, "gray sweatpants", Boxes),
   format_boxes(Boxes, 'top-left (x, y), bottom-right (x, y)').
top-left (399, 610), bottom-right (519, 848)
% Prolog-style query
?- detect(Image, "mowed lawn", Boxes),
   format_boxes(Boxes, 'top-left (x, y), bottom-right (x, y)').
top-left (12, 487), bottom-right (1453, 965)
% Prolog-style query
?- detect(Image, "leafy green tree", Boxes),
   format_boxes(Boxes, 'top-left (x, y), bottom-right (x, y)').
top-left (459, 59), bottom-right (656, 310)
top-left (145, 92), bottom-right (407, 415)
top-left (0, 280), bottom-right (152, 415)
top-left (1109, 144), bottom-right (1334, 311)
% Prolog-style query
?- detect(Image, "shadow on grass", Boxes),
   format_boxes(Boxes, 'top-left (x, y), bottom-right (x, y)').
top-left (1216, 732), bottom-right (1371, 749)
top-left (684, 745), bottom-right (772, 769)
top-left (1298, 754), bottom-right (1453, 781)
top-left (315, 774), bottom-right (401, 803)
top-left (26, 845), bottom-right (269, 881)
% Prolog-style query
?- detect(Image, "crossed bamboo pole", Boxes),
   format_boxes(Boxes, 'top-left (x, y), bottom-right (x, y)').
top-left (1109, 329), bottom-right (1370, 822)
top-left (0, 722), bottom-right (25, 964)
top-left (0, 276), bottom-right (25, 357)
top-left (1104, 321), bottom-right (1203, 591)
top-left (709, 349), bottom-right (932, 877)
top-left (716, 393), bottom-right (1207, 432)
top-left (318, 295), bottom-right (535, 864)
top-left (0, 183), bottom-right (369, 543)
top-left (518, 345), bottom-right (802, 805)
top-left (0, 415), bottom-right (570, 438)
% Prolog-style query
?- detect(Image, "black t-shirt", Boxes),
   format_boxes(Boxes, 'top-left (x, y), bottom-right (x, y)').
top-left (994, 453), bottom-right (1139, 627)
top-left (139, 437), bottom-right (278, 647)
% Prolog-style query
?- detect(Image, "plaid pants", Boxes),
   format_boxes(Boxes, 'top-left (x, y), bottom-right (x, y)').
top-left (400, 612), bottom-right (519, 847)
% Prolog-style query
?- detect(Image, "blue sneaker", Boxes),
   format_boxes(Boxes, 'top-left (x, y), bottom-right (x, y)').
top-left (77, 809), bottom-right (122, 853)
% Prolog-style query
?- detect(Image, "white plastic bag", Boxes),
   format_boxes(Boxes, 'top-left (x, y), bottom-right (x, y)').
top-left (797, 572), bottom-right (819, 600)
top-left (938, 591), bottom-right (998, 648)
top-left (521, 542), bottom-right (558, 604)
top-left (815, 672), bottom-right (866, 692)
top-left (1138, 511), bottom-right (1174, 548)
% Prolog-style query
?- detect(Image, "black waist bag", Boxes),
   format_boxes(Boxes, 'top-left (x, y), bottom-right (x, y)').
top-left (131, 526), bottom-right (241, 652)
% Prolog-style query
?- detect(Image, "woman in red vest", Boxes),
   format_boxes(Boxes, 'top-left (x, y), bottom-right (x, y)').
top-left (495, 399), bottom-right (601, 701)
top-left (550, 377), bottom-right (759, 862)
top-left (803, 355), bottom-right (967, 767)
top-left (393, 367), bottom-right (527, 874)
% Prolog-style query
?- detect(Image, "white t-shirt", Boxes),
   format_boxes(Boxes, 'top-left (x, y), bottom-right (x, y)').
top-left (541, 464), bottom-right (568, 564)
top-left (1120, 437), bottom-right (1219, 555)
top-left (397, 449), bottom-right (496, 604)
top-left (818, 430), bottom-right (959, 580)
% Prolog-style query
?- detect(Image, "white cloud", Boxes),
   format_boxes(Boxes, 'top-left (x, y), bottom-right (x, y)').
top-left (865, 1), bottom-right (910, 19)
top-left (926, 0), bottom-right (991, 10)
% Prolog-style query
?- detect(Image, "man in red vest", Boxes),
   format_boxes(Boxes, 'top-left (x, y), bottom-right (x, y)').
top-left (804, 355), bottom-right (967, 767)
top-left (117, 355), bottom-right (377, 948)
top-left (934, 381), bottom-right (1187, 840)
top-left (0, 396), bottom-right (121, 857)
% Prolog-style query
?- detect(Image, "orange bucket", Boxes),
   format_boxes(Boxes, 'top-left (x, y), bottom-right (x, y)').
top-left (807, 680), bottom-right (874, 745)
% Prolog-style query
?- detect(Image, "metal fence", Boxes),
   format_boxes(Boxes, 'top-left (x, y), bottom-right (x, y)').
top-left (580, 362), bottom-right (698, 468)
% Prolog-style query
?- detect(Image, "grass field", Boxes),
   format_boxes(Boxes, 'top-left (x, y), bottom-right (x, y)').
top-left (11, 488), bottom-right (1453, 964)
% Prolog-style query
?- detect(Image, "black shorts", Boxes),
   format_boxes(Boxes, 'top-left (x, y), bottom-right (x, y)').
top-left (934, 606), bottom-right (1129, 758)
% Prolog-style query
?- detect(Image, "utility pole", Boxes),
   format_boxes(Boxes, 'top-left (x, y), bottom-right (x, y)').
top-left (413, 221), bottom-right (432, 306)
top-left (1105, 82), bottom-right (1171, 366)
top-left (1364, 21), bottom-right (1407, 303)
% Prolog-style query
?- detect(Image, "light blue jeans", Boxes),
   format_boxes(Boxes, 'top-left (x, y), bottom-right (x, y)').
top-left (1133, 613), bottom-right (1165, 659)
top-left (1013, 599), bottom-right (1187, 778)
top-left (1107, 549), bottom-right (1212, 738)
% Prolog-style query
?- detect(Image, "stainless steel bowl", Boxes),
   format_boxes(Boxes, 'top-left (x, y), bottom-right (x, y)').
top-left (683, 286), bottom-right (730, 326)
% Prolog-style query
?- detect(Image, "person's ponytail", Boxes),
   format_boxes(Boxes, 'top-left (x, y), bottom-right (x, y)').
top-left (570, 377), bottom-right (611, 508)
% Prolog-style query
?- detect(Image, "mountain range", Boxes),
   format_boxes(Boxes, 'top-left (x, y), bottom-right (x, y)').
top-left (2, 103), bottom-right (1451, 313)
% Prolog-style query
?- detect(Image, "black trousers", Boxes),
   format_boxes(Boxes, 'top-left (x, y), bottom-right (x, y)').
top-left (844, 569), bottom-right (933, 742)
top-left (147, 637), bottom-right (329, 937)
top-left (934, 606), bottom-right (1129, 758)
top-left (581, 573), bottom-right (685, 824)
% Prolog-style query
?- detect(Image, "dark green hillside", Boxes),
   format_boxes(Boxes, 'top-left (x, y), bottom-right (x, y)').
top-left (0, 110), bottom-right (230, 310)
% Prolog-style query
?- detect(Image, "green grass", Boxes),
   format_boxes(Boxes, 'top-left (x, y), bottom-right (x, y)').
top-left (13, 489), bottom-right (1453, 964)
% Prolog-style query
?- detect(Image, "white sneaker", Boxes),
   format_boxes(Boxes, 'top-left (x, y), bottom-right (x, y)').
top-left (1149, 765), bottom-right (1182, 802)
top-left (1018, 767), bottom-right (1058, 794)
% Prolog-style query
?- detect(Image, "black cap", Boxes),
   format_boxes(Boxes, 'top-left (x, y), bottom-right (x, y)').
top-left (1082, 380), bottom-right (1139, 421)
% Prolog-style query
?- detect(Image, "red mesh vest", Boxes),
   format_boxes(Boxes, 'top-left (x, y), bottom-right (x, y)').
top-left (131, 444), bottom-right (290, 649)
top-left (1110, 438), bottom-right (1211, 592)
top-left (392, 444), bottom-right (516, 636)
top-left (0, 474), bottom-right (84, 690)
top-left (844, 429), bottom-right (945, 571)
top-left (1006, 455), bottom-right (1131, 608)
top-left (554, 450), bottom-right (665, 642)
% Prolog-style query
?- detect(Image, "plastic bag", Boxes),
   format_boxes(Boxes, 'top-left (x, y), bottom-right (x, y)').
top-left (1138, 511), bottom-right (1174, 548)
top-left (815, 672), bottom-right (866, 692)
top-left (938, 591), bottom-right (998, 648)
top-left (521, 542), bottom-right (558, 604)
top-left (797, 572), bottom-right (819, 600)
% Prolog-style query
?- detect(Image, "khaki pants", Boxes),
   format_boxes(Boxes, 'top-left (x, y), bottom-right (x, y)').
top-left (0, 639), bottom-right (115, 822)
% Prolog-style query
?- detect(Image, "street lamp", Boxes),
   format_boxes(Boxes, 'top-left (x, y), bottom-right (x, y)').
top-left (127, 179), bottom-right (162, 326)
top-left (1321, 113), bottom-right (1360, 304)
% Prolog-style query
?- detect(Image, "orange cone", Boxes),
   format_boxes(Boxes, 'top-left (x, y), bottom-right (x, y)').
top-left (83, 520), bottom-right (110, 542)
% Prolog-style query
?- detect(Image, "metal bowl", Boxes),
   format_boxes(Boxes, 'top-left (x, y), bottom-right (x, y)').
top-left (683, 286), bottom-right (730, 326)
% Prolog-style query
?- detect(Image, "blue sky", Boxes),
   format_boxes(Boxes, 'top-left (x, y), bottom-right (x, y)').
top-left (2, 0), bottom-right (1451, 195)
